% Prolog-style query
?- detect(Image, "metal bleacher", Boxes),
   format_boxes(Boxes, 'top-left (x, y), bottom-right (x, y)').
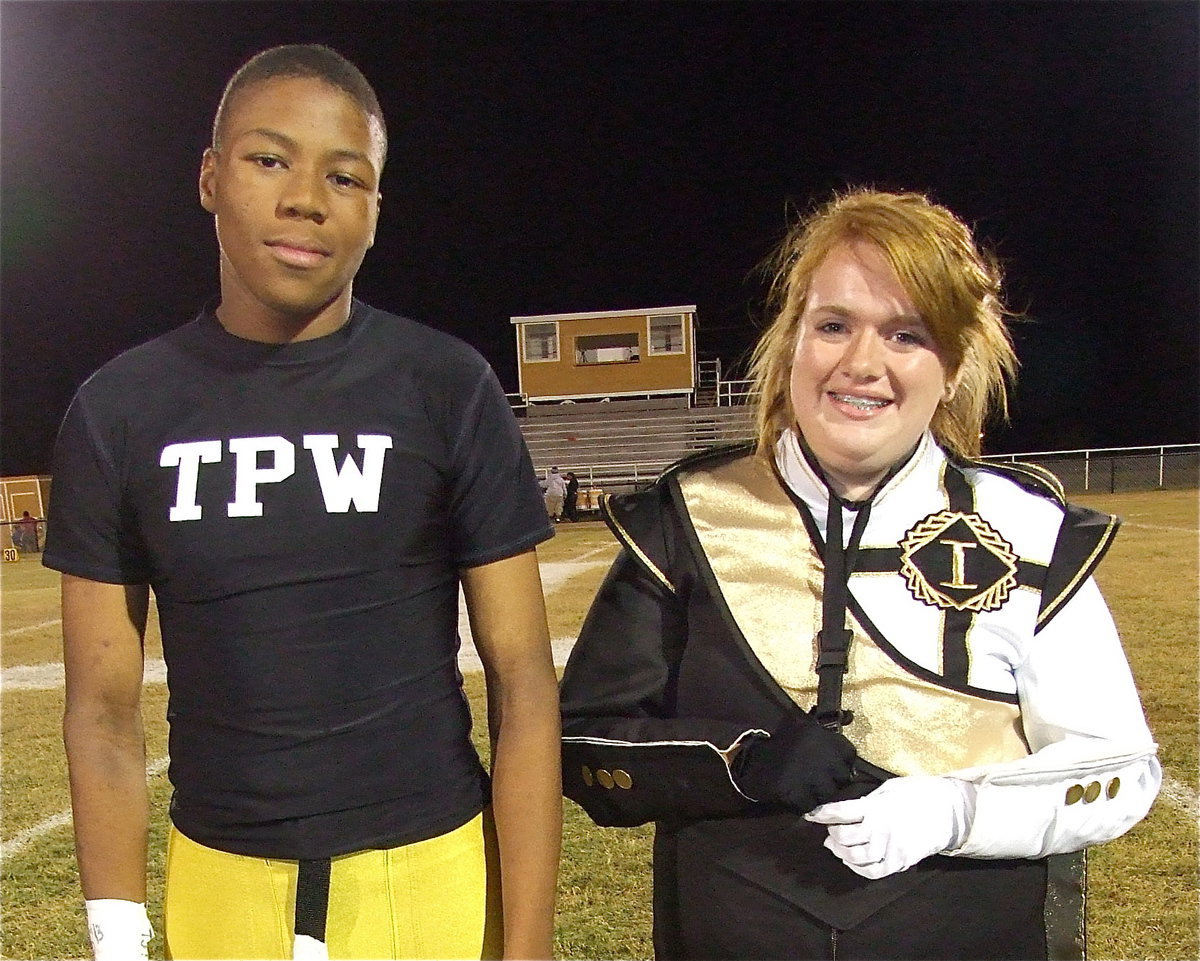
top-left (519, 401), bottom-right (755, 499)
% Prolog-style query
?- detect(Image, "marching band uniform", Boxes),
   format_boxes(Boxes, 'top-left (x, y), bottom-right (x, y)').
top-left (560, 431), bottom-right (1159, 959)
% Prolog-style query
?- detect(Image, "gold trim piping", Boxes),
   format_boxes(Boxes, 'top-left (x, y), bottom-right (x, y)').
top-left (999, 461), bottom-right (1066, 503)
top-left (602, 494), bottom-right (676, 595)
top-left (1036, 515), bottom-right (1118, 627)
top-left (875, 433), bottom-right (929, 499)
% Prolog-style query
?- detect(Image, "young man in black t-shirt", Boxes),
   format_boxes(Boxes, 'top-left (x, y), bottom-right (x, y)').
top-left (46, 45), bottom-right (560, 961)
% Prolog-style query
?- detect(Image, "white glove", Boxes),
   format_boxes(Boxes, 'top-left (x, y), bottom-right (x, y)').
top-left (805, 776), bottom-right (976, 879)
top-left (85, 899), bottom-right (153, 961)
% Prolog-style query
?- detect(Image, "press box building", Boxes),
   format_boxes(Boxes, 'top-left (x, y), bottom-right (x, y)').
top-left (510, 305), bottom-right (697, 405)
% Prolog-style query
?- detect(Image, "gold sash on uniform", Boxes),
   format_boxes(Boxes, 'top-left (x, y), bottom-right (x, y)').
top-left (675, 454), bottom-right (1030, 776)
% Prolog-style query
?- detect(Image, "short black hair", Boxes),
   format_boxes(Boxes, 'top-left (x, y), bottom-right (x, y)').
top-left (212, 44), bottom-right (387, 166)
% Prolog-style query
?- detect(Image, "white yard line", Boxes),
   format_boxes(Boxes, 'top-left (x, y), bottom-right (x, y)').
top-left (538, 557), bottom-right (613, 593)
top-left (1, 757), bottom-right (169, 861)
top-left (12, 550), bottom-right (1194, 863)
top-left (0, 560), bottom-right (616, 860)
top-left (2, 617), bottom-right (62, 638)
top-left (559, 545), bottom-right (617, 564)
top-left (1121, 522), bottom-right (1199, 534)
top-left (458, 558), bottom-right (610, 671)
top-left (1, 560), bottom-right (613, 690)
top-left (1159, 775), bottom-right (1199, 821)
top-left (7, 745), bottom-right (1195, 864)
top-left (2, 658), bottom-right (167, 691)
top-left (2, 662), bottom-right (65, 690)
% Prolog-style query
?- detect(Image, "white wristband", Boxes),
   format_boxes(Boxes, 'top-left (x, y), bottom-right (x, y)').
top-left (85, 899), bottom-right (153, 961)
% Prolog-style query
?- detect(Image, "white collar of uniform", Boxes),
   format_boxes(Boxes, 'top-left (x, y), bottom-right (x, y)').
top-left (773, 429), bottom-right (942, 533)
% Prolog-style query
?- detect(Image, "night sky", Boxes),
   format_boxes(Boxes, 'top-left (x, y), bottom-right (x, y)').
top-left (2, 1), bottom-right (1197, 477)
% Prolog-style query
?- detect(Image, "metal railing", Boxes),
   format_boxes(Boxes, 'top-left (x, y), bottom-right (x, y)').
top-left (716, 379), bottom-right (757, 406)
top-left (547, 443), bottom-right (1198, 503)
top-left (511, 372), bottom-right (1195, 498)
top-left (521, 407), bottom-right (754, 492)
top-left (541, 462), bottom-right (666, 490)
top-left (981, 444), bottom-right (1198, 495)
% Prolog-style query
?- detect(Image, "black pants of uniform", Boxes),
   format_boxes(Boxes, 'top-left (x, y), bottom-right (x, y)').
top-left (652, 815), bottom-right (1078, 960)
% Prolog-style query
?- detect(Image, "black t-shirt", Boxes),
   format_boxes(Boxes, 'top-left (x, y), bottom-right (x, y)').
top-left (45, 301), bottom-right (553, 858)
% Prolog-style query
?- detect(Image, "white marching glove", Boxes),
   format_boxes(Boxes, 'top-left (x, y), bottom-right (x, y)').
top-left (85, 899), bottom-right (153, 961)
top-left (805, 775), bottom-right (977, 879)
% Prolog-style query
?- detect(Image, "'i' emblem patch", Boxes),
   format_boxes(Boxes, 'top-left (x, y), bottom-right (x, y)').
top-left (899, 510), bottom-right (1018, 612)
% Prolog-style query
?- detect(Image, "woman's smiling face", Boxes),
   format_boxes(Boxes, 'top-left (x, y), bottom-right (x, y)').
top-left (789, 239), bottom-right (951, 499)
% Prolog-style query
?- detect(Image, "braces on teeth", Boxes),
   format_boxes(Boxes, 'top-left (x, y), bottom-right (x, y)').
top-left (834, 394), bottom-right (888, 410)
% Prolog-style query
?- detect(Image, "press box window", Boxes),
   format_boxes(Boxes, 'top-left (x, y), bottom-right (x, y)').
top-left (523, 322), bottom-right (559, 362)
top-left (575, 333), bottom-right (640, 365)
top-left (648, 314), bottom-right (686, 355)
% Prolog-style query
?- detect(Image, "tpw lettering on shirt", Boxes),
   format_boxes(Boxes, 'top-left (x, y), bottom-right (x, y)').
top-left (159, 435), bottom-right (393, 520)
top-left (161, 441), bottom-right (222, 521)
top-left (227, 436), bottom-right (297, 517)
top-left (303, 434), bottom-right (394, 513)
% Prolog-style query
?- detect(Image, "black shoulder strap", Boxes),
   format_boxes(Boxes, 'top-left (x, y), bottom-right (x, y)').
top-left (973, 458), bottom-right (1066, 506)
top-left (600, 443), bottom-right (757, 594)
top-left (600, 486), bottom-right (675, 595)
top-left (1036, 503), bottom-right (1119, 630)
top-left (660, 440), bottom-right (757, 482)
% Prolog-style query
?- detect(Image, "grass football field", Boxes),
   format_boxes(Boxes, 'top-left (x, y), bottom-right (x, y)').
top-left (1, 489), bottom-right (1196, 959)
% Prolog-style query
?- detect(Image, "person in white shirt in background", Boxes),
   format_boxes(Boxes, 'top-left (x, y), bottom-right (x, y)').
top-left (543, 467), bottom-right (568, 522)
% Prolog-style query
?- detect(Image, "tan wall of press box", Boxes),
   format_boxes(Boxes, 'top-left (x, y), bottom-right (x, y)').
top-left (518, 314), bottom-right (693, 399)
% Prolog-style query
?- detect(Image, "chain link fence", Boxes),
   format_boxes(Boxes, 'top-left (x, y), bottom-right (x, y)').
top-left (982, 445), bottom-right (1199, 495)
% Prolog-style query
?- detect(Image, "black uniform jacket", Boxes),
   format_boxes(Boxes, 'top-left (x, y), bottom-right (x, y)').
top-left (559, 444), bottom-right (1110, 959)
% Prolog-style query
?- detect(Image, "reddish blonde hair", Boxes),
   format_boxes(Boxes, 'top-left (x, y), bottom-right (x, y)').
top-left (749, 189), bottom-right (1017, 460)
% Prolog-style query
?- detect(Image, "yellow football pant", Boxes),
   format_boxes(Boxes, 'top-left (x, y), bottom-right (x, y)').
top-left (163, 811), bottom-right (502, 960)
